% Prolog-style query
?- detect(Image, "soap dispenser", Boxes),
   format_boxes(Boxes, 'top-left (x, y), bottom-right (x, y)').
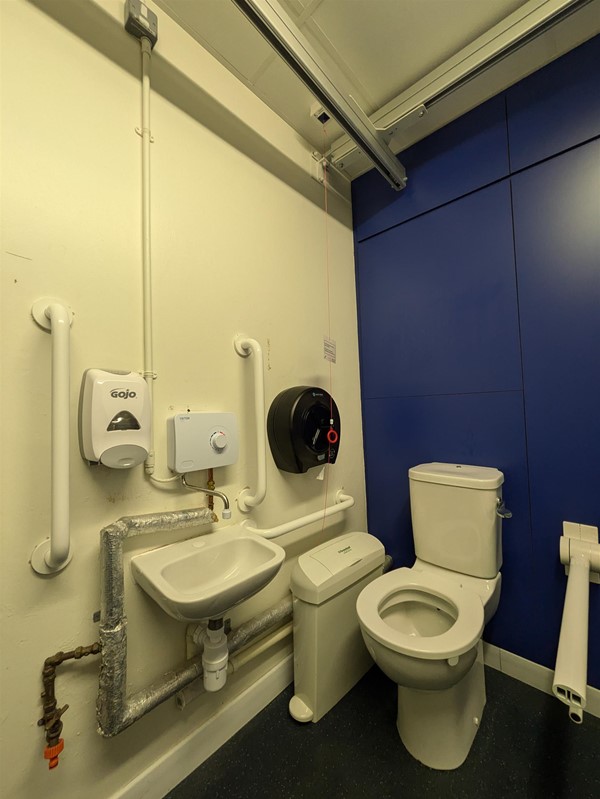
top-left (79, 368), bottom-right (151, 468)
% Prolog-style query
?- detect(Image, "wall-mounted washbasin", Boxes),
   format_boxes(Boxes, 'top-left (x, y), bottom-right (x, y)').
top-left (131, 525), bottom-right (285, 622)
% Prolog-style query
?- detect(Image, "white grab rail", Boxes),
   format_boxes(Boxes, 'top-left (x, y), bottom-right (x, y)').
top-left (234, 336), bottom-right (267, 512)
top-left (241, 491), bottom-right (354, 539)
top-left (31, 299), bottom-right (73, 574)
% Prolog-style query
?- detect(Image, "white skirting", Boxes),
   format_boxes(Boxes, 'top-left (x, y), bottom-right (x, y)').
top-left (113, 654), bottom-right (293, 799)
top-left (482, 642), bottom-right (600, 719)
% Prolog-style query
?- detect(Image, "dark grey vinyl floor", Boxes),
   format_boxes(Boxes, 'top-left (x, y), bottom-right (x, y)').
top-left (164, 666), bottom-right (600, 799)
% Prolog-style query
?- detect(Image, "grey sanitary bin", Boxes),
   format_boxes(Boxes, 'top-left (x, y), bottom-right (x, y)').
top-left (288, 531), bottom-right (385, 722)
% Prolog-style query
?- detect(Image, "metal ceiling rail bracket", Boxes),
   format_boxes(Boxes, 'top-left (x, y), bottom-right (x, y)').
top-left (309, 152), bottom-right (350, 202)
top-left (231, 0), bottom-right (407, 191)
top-left (383, 104), bottom-right (428, 140)
top-left (328, 0), bottom-right (597, 171)
top-left (348, 95), bottom-right (429, 142)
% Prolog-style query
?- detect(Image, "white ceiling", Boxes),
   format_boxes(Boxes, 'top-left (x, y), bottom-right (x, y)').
top-left (155, 0), bottom-right (527, 143)
top-left (154, 0), bottom-right (599, 180)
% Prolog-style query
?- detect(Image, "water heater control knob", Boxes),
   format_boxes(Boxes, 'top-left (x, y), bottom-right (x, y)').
top-left (210, 431), bottom-right (228, 452)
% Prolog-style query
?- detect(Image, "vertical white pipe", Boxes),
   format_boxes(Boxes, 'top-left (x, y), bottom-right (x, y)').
top-left (30, 299), bottom-right (73, 574)
top-left (140, 36), bottom-right (155, 474)
top-left (552, 551), bottom-right (590, 720)
top-left (234, 337), bottom-right (267, 511)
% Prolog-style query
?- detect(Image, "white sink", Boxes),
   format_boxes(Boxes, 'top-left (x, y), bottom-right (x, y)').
top-left (131, 525), bottom-right (285, 622)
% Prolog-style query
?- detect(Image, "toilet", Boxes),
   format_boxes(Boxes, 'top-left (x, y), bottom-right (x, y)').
top-left (356, 462), bottom-right (509, 770)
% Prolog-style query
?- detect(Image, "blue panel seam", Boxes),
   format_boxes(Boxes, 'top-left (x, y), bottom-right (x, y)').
top-left (507, 174), bottom-right (536, 571)
top-left (363, 389), bottom-right (523, 401)
top-left (355, 131), bottom-right (600, 246)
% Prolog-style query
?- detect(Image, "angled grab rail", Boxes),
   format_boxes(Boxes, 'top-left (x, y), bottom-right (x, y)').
top-left (31, 299), bottom-right (73, 574)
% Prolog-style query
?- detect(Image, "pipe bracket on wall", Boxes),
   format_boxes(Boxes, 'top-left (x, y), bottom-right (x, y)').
top-left (30, 298), bottom-right (74, 575)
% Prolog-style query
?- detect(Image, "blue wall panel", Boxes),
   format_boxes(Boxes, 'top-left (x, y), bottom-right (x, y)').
top-left (357, 181), bottom-right (522, 399)
top-left (507, 35), bottom-right (600, 172)
top-left (511, 141), bottom-right (600, 684)
top-left (354, 36), bottom-right (600, 688)
top-left (352, 95), bottom-right (509, 242)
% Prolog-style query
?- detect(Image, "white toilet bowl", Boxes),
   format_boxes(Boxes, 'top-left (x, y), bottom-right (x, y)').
top-left (357, 561), bottom-right (501, 770)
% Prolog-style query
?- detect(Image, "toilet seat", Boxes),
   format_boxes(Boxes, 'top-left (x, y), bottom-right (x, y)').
top-left (356, 568), bottom-right (484, 660)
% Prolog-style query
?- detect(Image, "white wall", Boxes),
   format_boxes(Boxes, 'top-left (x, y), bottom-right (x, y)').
top-left (0, 2), bottom-right (366, 797)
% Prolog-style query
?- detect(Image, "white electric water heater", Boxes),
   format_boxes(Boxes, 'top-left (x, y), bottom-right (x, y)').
top-left (79, 369), bottom-right (151, 469)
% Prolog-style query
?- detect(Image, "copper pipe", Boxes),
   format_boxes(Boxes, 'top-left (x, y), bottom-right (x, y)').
top-left (37, 643), bottom-right (101, 768)
top-left (207, 468), bottom-right (214, 511)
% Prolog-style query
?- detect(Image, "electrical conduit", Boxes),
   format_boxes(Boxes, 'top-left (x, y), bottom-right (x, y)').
top-left (139, 36), bottom-right (158, 477)
top-left (134, 37), bottom-right (187, 487)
